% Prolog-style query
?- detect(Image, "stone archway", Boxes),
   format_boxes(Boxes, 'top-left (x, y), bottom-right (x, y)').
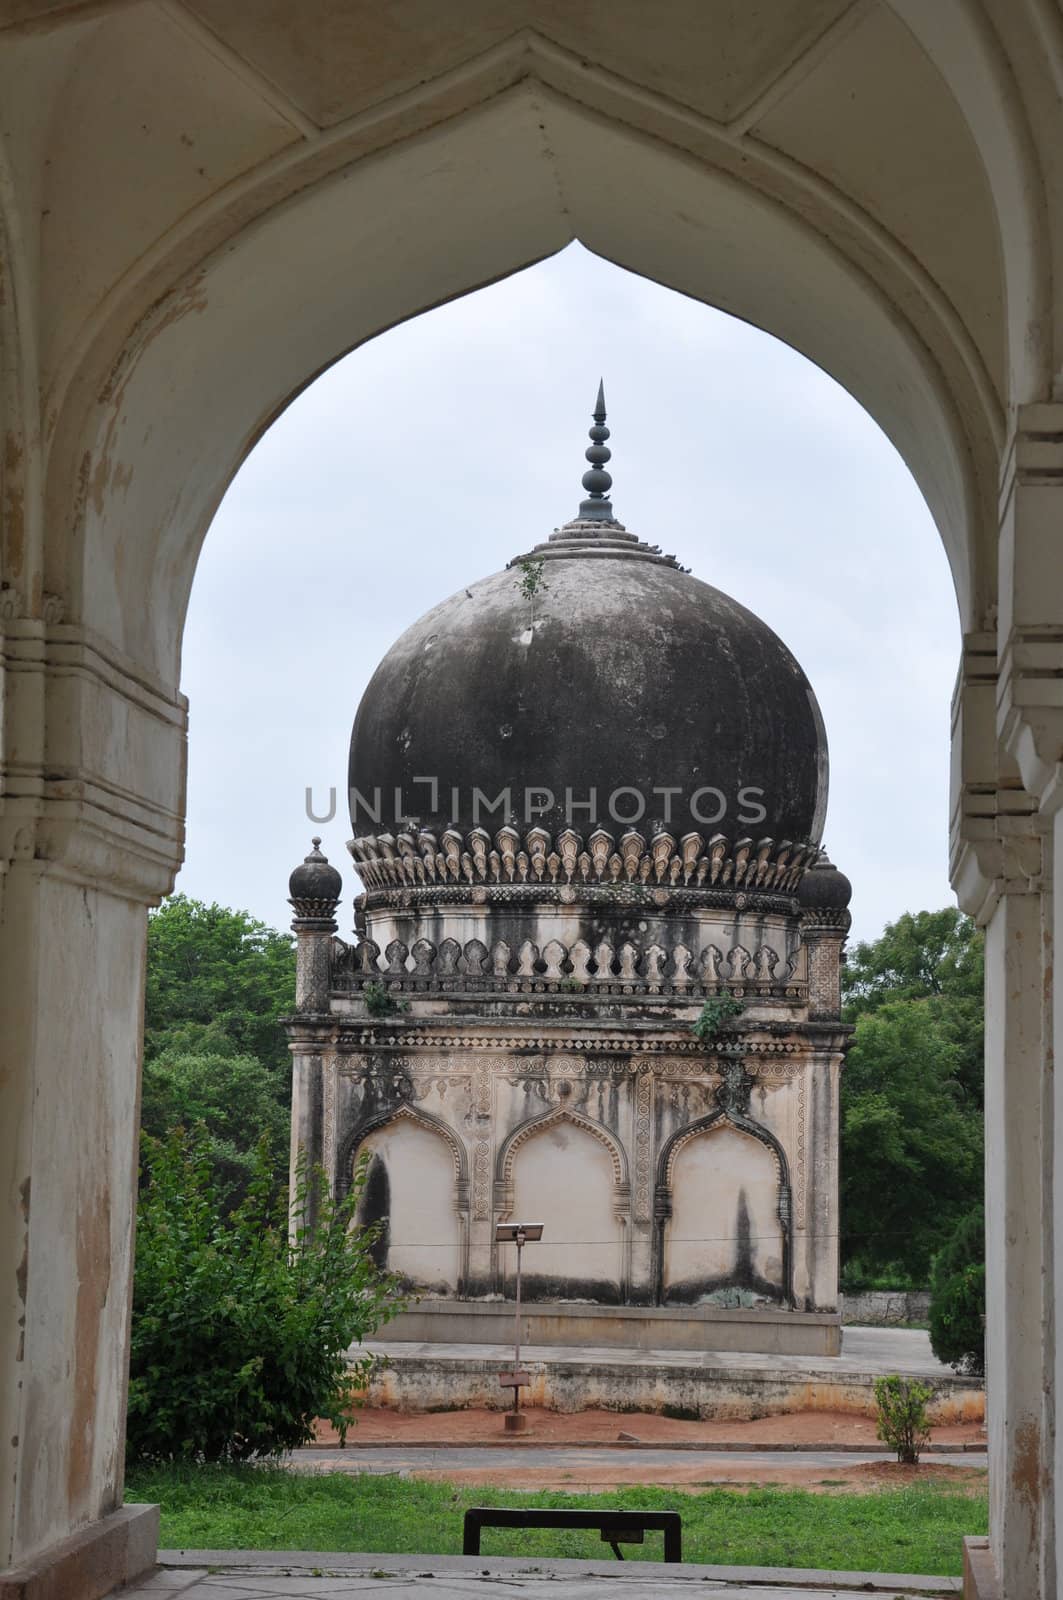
top-left (1, 7), bottom-right (1061, 1596)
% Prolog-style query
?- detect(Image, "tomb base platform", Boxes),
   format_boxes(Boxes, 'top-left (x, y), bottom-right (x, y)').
top-left (379, 1299), bottom-right (841, 1356)
top-left (354, 1320), bottom-right (985, 1424)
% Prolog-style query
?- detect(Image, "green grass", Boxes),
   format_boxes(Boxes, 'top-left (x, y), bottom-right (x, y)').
top-left (125, 1462), bottom-right (987, 1577)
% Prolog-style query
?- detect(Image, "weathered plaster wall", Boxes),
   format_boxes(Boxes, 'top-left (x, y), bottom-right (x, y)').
top-left (508, 1119), bottom-right (623, 1302)
top-left (355, 1121), bottom-right (462, 1296)
top-left (0, 868), bottom-right (145, 1568)
top-left (665, 1124), bottom-right (783, 1304)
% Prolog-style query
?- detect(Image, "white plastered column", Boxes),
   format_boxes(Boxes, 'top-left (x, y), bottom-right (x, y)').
top-left (954, 406), bottom-right (1063, 1600)
top-left (0, 615), bottom-right (185, 1594)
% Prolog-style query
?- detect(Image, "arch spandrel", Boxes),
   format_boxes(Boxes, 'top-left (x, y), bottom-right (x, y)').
top-left (36, 34), bottom-right (1033, 669)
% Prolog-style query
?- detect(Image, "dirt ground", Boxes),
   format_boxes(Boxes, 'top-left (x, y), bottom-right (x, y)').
top-left (321, 1405), bottom-right (986, 1450)
top-left (304, 1408), bottom-right (987, 1493)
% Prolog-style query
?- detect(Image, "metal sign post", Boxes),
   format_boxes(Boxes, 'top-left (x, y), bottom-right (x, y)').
top-left (495, 1221), bottom-right (543, 1433)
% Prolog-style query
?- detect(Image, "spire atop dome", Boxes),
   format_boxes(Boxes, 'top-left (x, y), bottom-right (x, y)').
top-left (577, 380), bottom-right (614, 521)
top-left (507, 384), bottom-right (687, 568)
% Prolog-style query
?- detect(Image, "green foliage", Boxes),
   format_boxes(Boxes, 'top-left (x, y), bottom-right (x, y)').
top-left (145, 895), bottom-right (296, 1076)
top-left (142, 896), bottom-right (296, 1195)
top-left (929, 1207), bottom-right (986, 1376)
top-left (127, 1127), bottom-right (402, 1463)
top-left (840, 909), bottom-right (984, 1287)
top-left (691, 993), bottom-right (745, 1041)
top-left (139, 1050), bottom-right (290, 1206)
top-left (873, 1375), bottom-right (934, 1464)
top-left (843, 908), bottom-right (984, 1110)
top-left (362, 981), bottom-right (409, 1017)
top-left (125, 1463), bottom-right (987, 1577)
top-left (516, 557), bottom-right (548, 604)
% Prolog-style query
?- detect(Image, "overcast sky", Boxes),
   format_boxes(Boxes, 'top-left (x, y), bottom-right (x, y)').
top-left (177, 242), bottom-right (958, 948)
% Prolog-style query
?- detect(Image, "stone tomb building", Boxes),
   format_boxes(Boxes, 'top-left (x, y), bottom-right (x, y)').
top-left (287, 393), bottom-right (851, 1356)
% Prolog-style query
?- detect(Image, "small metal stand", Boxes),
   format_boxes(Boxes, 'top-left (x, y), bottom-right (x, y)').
top-left (495, 1221), bottom-right (543, 1433)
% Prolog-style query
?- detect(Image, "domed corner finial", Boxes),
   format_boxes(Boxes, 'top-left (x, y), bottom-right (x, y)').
top-left (289, 835), bottom-right (342, 922)
top-left (797, 847), bottom-right (853, 914)
top-left (578, 378), bottom-right (615, 522)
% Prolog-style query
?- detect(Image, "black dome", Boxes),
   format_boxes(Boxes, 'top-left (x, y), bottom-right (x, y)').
top-left (289, 838), bottom-right (342, 908)
top-left (798, 853), bottom-right (853, 910)
top-left (348, 537), bottom-right (828, 846)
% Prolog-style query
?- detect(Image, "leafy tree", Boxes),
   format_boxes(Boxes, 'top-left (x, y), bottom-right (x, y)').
top-left (844, 908), bottom-right (984, 1110)
top-left (127, 1127), bottom-right (402, 1462)
top-left (142, 896), bottom-right (297, 1194)
top-left (929, 1206), bottom-right (986, 1375)
top-left (140, 1050), bottom-right (290, 1204)
top-left (145, 895), bottom-right (296, 1078)
top-left (840, 909), bottom-right (984, 1287)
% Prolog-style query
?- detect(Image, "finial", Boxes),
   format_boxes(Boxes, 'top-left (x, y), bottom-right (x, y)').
top-left (578, 379), bottom-right (614, 522)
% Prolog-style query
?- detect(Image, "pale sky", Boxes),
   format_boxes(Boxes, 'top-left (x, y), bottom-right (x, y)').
top-left (177, 243), bottom-right (958, 949)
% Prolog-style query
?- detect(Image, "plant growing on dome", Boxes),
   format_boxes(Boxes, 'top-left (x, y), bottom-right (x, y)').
top-left (691, 993), bottom-right (745, 1041)
top-left (516, 557), bottom-right (548, 624)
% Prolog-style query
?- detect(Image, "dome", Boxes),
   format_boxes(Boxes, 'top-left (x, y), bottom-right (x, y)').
top-left (797, 852), bottom-right (853, 911)
top-left (289, 837), bottom-right (342, 914)
top-left (348, 388), bottom-right (828, 848)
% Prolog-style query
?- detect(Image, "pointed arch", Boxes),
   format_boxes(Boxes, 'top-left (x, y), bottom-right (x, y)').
top-left (496, 1103), bottom-right (628, 1194)
top-left (495, 1102), bottom-right (631, 1303)
top-left (338, 1100), bottom-right (468, 1203)
top-left (655, 1106), bottom-right (792, 1308)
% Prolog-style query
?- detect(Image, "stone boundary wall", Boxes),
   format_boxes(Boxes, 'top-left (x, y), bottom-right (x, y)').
top-left (841, 1290), bottom-right (932, 1326)
top-left (362, 1350), bottom-right (983, 1423)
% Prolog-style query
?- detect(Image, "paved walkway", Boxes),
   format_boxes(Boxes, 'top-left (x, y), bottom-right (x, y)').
top-left (291, 1444), bottom-right (988, 1477)
top-left (360, 1326), bottom-right (963, 1381)
top-left (143, 1554), bottom-right (961, 1598)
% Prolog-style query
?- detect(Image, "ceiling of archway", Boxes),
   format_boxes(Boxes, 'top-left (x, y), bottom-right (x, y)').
top-left (175, 0), bottom-right (855, 128)
top-left (0, 0), bottom-right (1004, 405)
top-left (0, 0), bottom-right (1012, 631)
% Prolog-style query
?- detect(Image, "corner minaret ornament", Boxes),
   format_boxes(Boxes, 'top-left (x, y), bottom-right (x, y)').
top-left (577, 379), bottom-right (614, 522)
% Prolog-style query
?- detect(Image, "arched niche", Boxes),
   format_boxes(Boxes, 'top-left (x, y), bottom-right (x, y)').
top-left (349, 1109), bottom-right (465, 1298)
top-left (661, 1118), bottom-right (786, 1308)
top-left (497, 1109), bottom-right (628, 1304)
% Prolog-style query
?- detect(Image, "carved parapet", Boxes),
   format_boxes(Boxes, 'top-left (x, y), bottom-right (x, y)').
top-left (331, 930), bottom-right (811, 1004)
top-left (348, 825), bottom-right (818, 907)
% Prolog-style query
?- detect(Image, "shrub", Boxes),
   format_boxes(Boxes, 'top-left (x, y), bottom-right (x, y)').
top-left (691, 994), bottom-right (744, 1041)
top-left (127, 1126), bottom-right (403, 1461)
top-left (929, 1206), bottom-right (985, 1375)
top-left (363, 981), bottom-right (409, 1017)
top-left (873, 1374), bottom-right (934, 1464)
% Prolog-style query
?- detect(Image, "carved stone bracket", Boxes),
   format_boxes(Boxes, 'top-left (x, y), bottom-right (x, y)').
top-left (349, 824), bottom-right (817, 903)
top-left (951, 628), bottom-right (1043, 923)
top-left (996, 406), bottom-right (1063, 816)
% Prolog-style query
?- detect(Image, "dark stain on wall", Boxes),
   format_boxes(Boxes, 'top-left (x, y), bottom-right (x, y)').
top-left (360, 1154), bottom-right (391, 1273)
